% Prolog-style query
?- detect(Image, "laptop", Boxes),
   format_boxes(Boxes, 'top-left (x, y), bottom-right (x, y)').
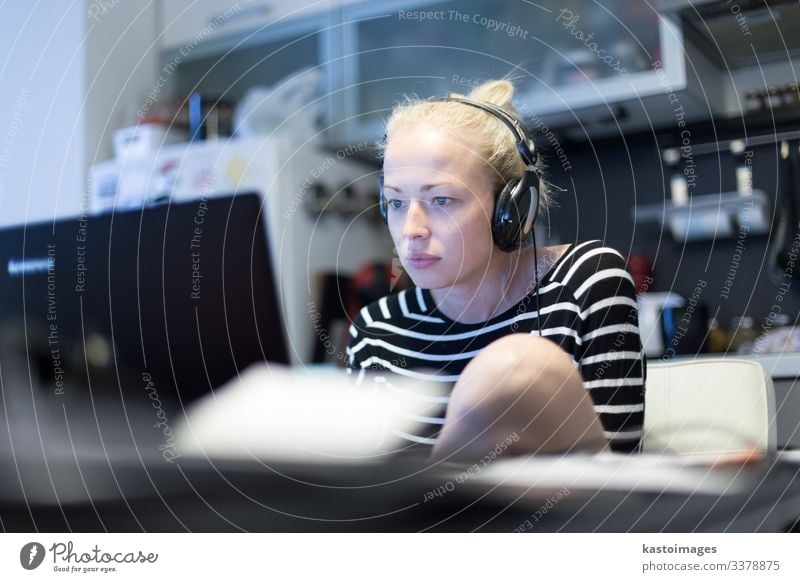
top-left (0, 193), bottom-right (289, 462)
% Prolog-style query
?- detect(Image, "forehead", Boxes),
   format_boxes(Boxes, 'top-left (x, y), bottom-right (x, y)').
top-left (382, 125), bottom-right (492, 183)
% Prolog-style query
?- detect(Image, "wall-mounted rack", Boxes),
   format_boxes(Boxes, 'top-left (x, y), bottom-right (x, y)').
top-left (631, 133), bottom-right (785, 241)
top-left (632, 190), bottom-right (771, 242)
top-left (689, 128), bottom-right (800, 156)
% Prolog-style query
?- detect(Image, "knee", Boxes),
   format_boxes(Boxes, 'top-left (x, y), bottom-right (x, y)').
top-left (435, 334), bottom-right (604, 460)
top-left (455, 334), bottom-right (580, 406)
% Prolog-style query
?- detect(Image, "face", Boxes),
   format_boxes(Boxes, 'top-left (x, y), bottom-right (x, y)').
top-left (382, 125), bottom-right (499, 292)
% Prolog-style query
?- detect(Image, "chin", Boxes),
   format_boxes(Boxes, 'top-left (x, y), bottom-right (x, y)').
top-left (404, 270), bottom-right (452, 291)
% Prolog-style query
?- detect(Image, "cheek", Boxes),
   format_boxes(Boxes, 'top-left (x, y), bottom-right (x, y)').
top-left (444, 220), bottom-right (492, 257)
top-left (436, 210), bottom-right (492, 248)
top-left (460, 209), bottom-right (494, 241)
top-left (387, 220), bottom-right (404, 246)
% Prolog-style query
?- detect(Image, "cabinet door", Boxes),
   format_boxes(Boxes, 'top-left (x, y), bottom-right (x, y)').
top-left (159, 0), bottom-right (336, 51)
top-left (170, 31), bottom-right (323, 103)
top-left (338, 0), bottom-right (669, 141)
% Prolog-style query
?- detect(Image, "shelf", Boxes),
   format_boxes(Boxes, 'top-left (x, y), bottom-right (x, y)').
top-left (632, 190), bottom-right (771, 241)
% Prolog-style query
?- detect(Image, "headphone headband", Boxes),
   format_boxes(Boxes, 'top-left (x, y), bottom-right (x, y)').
top-left (426, 96), bottom-right (538, 167)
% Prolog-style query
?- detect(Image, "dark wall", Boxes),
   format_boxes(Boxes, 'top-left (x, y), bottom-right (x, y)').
top-left (542, 116), bottom-right (800, 331)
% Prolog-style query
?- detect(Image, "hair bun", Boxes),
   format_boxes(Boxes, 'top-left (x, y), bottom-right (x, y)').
top-left (467, 80), bottom-right (515, 109)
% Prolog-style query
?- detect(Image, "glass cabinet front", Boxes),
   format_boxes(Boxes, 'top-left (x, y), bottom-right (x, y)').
top-left (338, 0), bottom-right (676, 141)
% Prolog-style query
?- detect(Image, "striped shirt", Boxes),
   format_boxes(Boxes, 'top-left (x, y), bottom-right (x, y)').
top-left (346, 240), bottom-right (645, 453)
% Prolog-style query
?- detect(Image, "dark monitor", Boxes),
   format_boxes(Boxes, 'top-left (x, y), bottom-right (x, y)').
top-left (0, 192), bottom-right (288, 412)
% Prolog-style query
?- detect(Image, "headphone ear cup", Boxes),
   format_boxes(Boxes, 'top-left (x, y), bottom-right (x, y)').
top-left (492, 171), bottom-right (541, 252)
top-left (492, 179), bottom-right (522, 251)
top-left (523, 174), bottom-right (541, 234)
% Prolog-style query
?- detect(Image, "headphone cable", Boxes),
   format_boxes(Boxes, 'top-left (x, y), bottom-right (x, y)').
top-left (531, 229), bottom-right (542, 338)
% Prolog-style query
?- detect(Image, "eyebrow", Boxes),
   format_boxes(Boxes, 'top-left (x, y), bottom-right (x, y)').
top-left (382, 182), bottom-right (459, 193)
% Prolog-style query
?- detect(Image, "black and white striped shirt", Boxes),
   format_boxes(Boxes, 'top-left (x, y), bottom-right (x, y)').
top-left (346, 240), bottom-right (645, 453)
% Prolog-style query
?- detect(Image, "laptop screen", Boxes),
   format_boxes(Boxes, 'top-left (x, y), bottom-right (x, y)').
top-left (0, 192), bottom-right (289, 409)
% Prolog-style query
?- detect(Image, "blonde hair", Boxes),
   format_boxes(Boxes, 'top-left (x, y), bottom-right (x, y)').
top-left (380, 79), bottom-right (550, 210)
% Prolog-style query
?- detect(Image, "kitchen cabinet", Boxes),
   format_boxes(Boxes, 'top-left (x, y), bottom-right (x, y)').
top-left (158, 0), bottom-right (368, 52)
top-left (158, 0), bottom-right (337, 51)
top-left (155, 0), bottom-right (708, 145)
top-left (167, 25), bottom-right (324, 103)
top-left (335, 0), bottom-right (695, 142)
top-left (158, 0), bottom-right (346, 124)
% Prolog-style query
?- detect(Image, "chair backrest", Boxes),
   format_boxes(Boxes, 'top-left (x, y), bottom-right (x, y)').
top-left (643, 358), bottom-right (777, 456)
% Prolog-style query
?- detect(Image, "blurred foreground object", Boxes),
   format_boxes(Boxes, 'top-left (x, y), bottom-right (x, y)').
top-left (175, 364), bottom-right (447, 463)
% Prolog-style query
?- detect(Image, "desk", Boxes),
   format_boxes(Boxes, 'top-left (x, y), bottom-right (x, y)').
top-left (2, 453), bottom-right (799, 532)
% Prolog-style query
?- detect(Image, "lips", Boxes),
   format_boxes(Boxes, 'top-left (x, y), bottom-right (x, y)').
top-left (405, 252), bottom-right (440, 270)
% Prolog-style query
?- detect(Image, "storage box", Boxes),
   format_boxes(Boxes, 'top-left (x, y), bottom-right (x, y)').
top-left (113, 124), bottom-right (187, 159)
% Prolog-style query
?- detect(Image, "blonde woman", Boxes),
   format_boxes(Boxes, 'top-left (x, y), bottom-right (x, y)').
top-left (347, 80), bottom-right (644, 461)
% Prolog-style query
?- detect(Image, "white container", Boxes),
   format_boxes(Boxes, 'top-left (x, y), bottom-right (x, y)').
top-left (113, 124), bottom-right (187, 159)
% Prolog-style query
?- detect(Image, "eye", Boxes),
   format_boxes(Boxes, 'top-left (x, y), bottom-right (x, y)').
top-left (432, 196), bottom-right (451, 206)
top-left (387, 199), bottom-right (406, 210)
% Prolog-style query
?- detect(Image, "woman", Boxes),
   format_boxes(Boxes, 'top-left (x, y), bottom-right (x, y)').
top-left (346, 79), bottom-right (645, 461)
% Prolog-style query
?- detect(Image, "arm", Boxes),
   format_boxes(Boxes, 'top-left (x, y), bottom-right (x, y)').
top-left (573, 247), bottom-right (646, 452)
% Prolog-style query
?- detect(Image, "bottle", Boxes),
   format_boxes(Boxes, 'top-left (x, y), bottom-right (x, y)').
top-left (626, 252), bottom-right (653, 296)
top-left (706, 317), bottom-right (729, 354)
top-left (663, 148), bottom-right (688, 206)
top-left (731, 140), bottom-right (753, 197)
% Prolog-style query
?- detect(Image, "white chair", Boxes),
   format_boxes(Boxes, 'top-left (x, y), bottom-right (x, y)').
top-left (643, 358), bottom-right (777, 456)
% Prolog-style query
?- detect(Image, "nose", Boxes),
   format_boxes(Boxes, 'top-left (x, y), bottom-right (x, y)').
top-left (401, 200), bottom-right (431, 240)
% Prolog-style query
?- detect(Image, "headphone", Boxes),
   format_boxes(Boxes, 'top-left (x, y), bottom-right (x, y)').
top-left (378, 96), bottom-right (542, 252)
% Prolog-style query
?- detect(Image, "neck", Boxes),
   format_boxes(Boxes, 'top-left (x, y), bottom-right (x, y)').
top-left (430, 248), bottom-right (538, 323)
